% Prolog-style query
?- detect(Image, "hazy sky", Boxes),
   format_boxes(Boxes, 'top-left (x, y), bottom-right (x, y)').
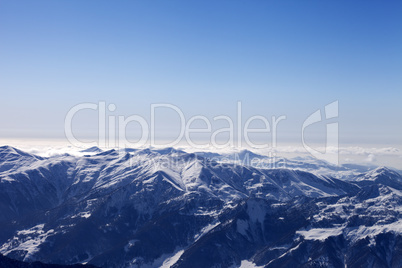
top-left (1, 0), bottom-right (401, 148)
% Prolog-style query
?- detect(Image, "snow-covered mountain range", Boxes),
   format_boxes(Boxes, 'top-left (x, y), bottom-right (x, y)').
top-left (0, 145), bottom-right (401, 267)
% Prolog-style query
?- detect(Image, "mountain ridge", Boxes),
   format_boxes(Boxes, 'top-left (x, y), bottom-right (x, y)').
top-left (0, 146), bottom-right (401, 267)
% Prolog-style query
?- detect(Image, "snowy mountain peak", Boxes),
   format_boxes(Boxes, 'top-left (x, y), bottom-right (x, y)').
top-left (0, 145), bottom-right (33, 158)
top-left (80, 146), bottom-right (103, 153)
top-left (0, 146), bottom-right (43, 174)
top-left (372, 166), bottom-right (399, 175)
top-left (357, 166), bottom-right (402, 181)
top-left (0, 145), bottom-right (14, 152)
top-left (94, 149), bottom-right (118, 156)
top-left (236, 149), bottom-right (266, 159)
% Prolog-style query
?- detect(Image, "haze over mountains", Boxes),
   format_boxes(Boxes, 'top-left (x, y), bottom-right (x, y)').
top-left (0, 145), bottom-right (402, 267)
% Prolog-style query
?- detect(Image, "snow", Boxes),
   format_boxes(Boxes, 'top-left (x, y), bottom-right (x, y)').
top-left (194, 221), bottom-right (220, 241)
top-left (71, 211), bottom-right (92, 219)
top-left (298, 219), bottom-right (402, 243)
top-left (137, 248), bottom-right (184, 268)
top-left (356, 166), bottom-right (402, 182)
top-left (0, 176), bottom-right (16, 182)
top-left (162, 175), bottom-right (185, 192)
top-left (1, 146), bottom-right (402, 267)
top-left (296, 226), bottom-right (344, 241)
top-left (239, 260), bottom-right (263, 268)
top-left (0, 224), bottom-right (55, 261)
top-left (160, 250), bottom-right (184, 268)
top-left (124, 240), bottom-right (138, 252)
top-left (345, 220), bottom-right (402, 243)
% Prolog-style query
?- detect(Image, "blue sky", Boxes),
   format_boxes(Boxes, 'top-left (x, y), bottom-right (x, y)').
top-left (0, 0), bottom-right (401, 148)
